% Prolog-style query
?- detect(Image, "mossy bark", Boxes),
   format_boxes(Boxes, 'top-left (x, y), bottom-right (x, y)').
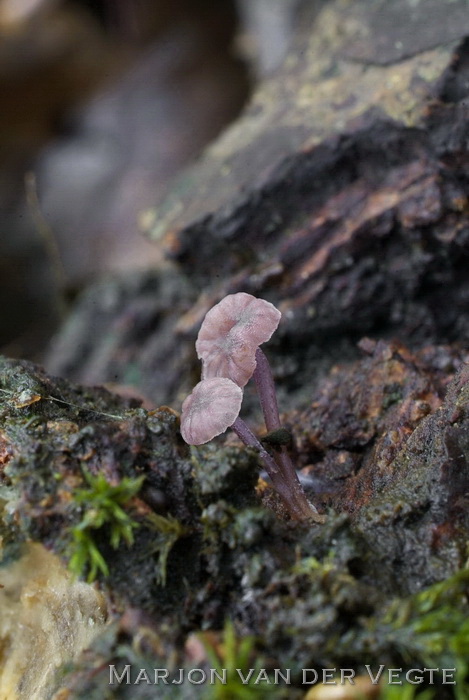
top-left (2, 0), bottom-right (469, 697)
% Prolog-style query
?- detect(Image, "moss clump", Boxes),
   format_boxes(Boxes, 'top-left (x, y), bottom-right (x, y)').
top-left (68, 471), bottom-right (144, 581)
top-left (384, 568), bottom-right (469, 684)
top-left (199, 620), bottom-right (284, 700)
top-left (145, 511), bottom-right (187, 586)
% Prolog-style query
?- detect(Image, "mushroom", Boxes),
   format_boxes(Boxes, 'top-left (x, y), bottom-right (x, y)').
top-left (180, 376), bottom-right (279, 472)
top-left (180, 377), bottom-right (321, 522)
top-left (180, 377), bottom-right (243, 445)
top-left (182, 293), bottom-right (325, 523)
top-left (195, 292), bottom-right (290, 443)
top-left (196, 292), bottom-right (281, 387)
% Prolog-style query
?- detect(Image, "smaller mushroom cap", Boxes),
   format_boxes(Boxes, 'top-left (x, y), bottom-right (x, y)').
top-left (196, 292), bottom-right (281, 387)
top-left (180, 377), bottom-right (243, 445)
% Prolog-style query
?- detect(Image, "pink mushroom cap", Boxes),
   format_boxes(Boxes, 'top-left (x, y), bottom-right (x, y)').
top-left (195, 292), bottom-right (281, 387)
top-left (180, 377), bottom-right (243, 445)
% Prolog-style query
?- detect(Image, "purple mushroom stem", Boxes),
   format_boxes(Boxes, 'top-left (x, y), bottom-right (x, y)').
top-left (231, 416), bottom-right (324, 523)
top-left (253, 348), bottom-right (324, 522)
top-left (231, 416), bottom-right (279, 475)
top-left (253, 348), bottom-right (281, 431)
top-left (253, 347), bottom-right (292, 477)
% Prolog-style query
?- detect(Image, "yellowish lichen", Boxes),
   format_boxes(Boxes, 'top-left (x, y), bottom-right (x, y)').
top-left (0, 543), bottom-right (107, 700)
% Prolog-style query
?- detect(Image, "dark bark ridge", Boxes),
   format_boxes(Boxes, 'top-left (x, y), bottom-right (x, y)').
top-left (47, 2), bottom-right (469, 409)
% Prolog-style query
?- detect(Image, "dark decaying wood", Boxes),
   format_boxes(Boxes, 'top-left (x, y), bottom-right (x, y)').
top-left (46, 0), bottom-right (468, 411)
top-left (2, 0), bottom-right (469, 696)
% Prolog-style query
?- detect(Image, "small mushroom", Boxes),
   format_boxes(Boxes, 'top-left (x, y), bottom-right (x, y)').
top-left (196, 292), bottom-right (281, 387)
top-left (180, 377), bottom-right (243, 445)
top-left (182, 293), bottom-right (325, 523)
top-left (180, 377), bottom-right (315, 520)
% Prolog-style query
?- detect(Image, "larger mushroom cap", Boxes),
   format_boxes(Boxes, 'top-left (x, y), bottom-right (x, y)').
top-left (196, 292), bottom-right (281, 387)
top-left (180, 377), bottom-right (243, 445)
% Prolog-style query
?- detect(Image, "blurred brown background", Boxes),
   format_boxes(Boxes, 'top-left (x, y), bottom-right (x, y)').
top-left (0, 0), bottom-right (308, 358)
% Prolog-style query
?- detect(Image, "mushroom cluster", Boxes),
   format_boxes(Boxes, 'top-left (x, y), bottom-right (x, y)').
top-left (180, 293), bottom-right (324, 523)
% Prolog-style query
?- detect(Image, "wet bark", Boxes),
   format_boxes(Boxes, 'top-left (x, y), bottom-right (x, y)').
top-left (2, 0), bottom-right (469, 697)
top-left (46, 0), bottom-right (469, 412)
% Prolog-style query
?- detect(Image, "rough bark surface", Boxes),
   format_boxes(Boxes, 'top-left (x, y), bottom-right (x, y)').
top-left (2, 0), bottom-right (469, 697)
top-left (1, 346), bottom-right (469, 697)
top-left (46, 0), bottom-right (469, 413)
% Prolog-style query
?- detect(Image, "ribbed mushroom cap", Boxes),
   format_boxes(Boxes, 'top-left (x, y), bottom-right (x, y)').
top-left (196, 292), bottom-right (281, 387)
top-left (180, 377), bottom-right (243, 445)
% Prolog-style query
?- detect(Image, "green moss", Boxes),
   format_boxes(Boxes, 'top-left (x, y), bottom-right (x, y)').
top-left (145, 512), bottom-right (187, 586)
top-left (200, 620), bottom-right (284, 700)
top-left (68, 471), bottom-right (144, 581)
top-left (383, 568), bottom-right (469, 694)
